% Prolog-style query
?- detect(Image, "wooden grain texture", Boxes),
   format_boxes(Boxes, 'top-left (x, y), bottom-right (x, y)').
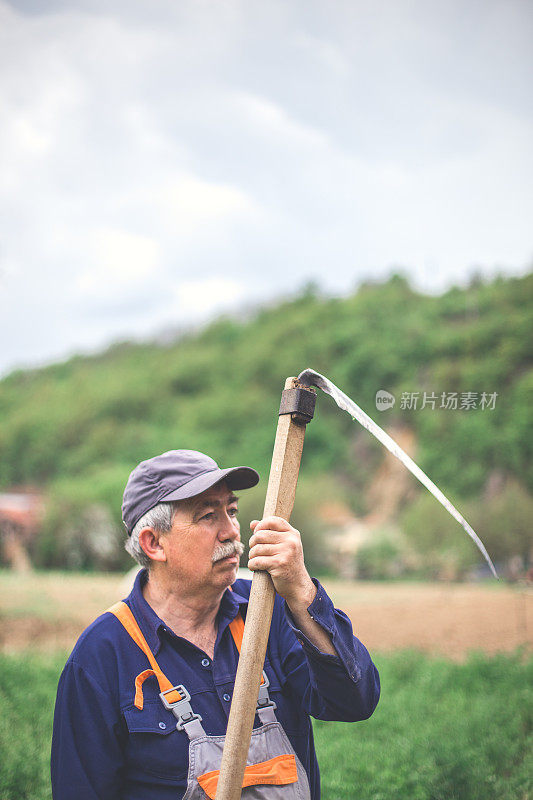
top-left (214, 377), bottom-right (311, 800)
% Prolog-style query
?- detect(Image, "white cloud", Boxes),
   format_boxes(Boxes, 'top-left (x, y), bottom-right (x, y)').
top-left (236, 92), bottom-right (329, 149)
top-left (292, 32), bottom-right (349, 76)
top-left (77, 229), bottom-right (160, 294)
top-left (151, 174), bottom-right (260, 234)
top-left (174, 277), bottom-right (246, 319)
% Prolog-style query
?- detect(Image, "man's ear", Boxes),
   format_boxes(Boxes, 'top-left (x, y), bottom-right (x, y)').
top-left (138, 528), bottom-right (167, 563)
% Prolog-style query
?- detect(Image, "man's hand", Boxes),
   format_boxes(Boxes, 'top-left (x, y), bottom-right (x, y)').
top-left (248, 516), bottom-right (337, 656)
top-left (248, 516), bottom-right (316, 608)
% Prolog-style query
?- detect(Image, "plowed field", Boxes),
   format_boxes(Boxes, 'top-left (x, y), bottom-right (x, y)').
top-left (0, 571), bottom-right (531, 659)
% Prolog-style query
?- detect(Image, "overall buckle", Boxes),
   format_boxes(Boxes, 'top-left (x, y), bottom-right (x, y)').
top-left (257, 671), bottom-right (277, 711)
top-left (159, 684), bottom-right (204, 731)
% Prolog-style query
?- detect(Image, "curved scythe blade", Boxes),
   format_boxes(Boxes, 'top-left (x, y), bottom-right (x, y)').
top-left (298, 368), bottom-right (498, 578)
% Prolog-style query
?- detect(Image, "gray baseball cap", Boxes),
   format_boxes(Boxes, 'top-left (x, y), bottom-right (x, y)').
top-left (122, 449), bottom-right (259, 535)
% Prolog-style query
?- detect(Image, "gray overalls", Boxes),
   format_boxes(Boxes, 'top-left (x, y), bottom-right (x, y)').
top-left (110, 601), bottom-right (312, 800)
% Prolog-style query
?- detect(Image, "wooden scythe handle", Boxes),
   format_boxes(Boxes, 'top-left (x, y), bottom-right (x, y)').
top-left (215, 376), bottom-right (315, 800)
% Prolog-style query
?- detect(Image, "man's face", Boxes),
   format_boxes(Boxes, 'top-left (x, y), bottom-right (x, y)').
top-left (158, 480), bottom-right (243, 594)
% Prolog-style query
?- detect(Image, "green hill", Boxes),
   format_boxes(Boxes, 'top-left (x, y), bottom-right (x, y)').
top-left (1, 272), bottom-right (531, 575)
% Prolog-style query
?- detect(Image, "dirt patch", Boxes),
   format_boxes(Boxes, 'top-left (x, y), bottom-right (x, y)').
top-left (0, 615), bottom-right (86, 653)
top-left (0, 569), bottom-right (126, 653)
top-left (326, 581), bottom-right (532, 660)
top-left (0, 572), bottom-right (531, 659)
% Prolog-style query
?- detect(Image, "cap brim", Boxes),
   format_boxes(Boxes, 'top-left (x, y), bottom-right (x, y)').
top-left (160, 466), bottom-right (259, 504)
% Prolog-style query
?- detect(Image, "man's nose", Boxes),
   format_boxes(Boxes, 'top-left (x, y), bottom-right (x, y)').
top-left (218, 511), bottom-right (239, 541)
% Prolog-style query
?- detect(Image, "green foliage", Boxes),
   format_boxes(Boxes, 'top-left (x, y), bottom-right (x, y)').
top-left (0, 652), bottom-right (62, 800)
top-left (401, 480), bottom-right (533, 577)
top-left (314, 650), bottom-right (532, 800)
top-left (235, 473), bottom-right (345, 576)
top-left (356, 530), bottom-right (405, 579)
top-left (468, 480), bottom-right (533, 564)
top-left (30, 465), bottom-right (130, 571)
top-left (400, 493), bottom-right (479, 578)
top-left (0, 272), bottom-right (532, 571)
top-left (1, 650), bottom-right (530, 800)
top-left (288, 474), bottom-right (349, 576)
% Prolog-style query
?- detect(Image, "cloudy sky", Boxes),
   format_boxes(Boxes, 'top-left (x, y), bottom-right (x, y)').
top-left (1, 0), bottom-right (532, 376)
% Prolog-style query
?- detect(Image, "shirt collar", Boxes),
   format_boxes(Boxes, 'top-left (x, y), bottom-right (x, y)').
top-left (125, 568), bottom-right (250, 655)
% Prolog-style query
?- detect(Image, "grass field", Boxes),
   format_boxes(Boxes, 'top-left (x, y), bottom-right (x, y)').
top-left (0, 650), bottom-right (531, 800)
top-left (0, 572), bottom-right (531, 798)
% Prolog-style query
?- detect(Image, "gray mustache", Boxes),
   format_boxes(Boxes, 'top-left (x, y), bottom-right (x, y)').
top-left (212, 541), bottom-right (244, 563)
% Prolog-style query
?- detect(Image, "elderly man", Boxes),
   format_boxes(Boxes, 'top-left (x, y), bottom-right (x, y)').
top-left (51, 450), bottom-right (380, 799)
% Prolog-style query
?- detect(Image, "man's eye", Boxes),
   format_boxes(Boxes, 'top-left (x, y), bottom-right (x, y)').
top-left (228, 507), bottom-right (239, 516)
top-left (201, 512), bottom-right (215, 521)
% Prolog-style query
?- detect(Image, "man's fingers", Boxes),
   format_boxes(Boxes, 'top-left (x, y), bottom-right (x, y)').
top-left (248, 543), bottom-right (279, 559)
top-left (248, 556), bottom-right (283, 572)
top-left (249, 530), bottom-right (291, 548)
top-left (248, 517), bottom-right (303, 582)
top-left (251, 516), bottom-right (294, 534)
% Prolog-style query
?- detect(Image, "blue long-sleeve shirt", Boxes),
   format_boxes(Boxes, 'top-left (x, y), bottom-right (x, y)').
top-left (51, 569), bottom-right (380, 799)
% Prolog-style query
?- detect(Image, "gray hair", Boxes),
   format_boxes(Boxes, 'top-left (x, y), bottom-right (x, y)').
top-left (125, 501), bottom-right (180, 568)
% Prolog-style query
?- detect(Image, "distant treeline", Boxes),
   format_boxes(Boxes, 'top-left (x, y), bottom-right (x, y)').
top-left (0, 272), bottom-right (531, 575)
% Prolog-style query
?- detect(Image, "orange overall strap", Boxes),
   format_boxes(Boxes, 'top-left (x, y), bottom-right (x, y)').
top-left (228, 613), bottom-right (245, 652)
top-left (108, 601), bottom-right (253, 707)
top-left (108, 601), bottom-right (181, 705)
top-left (228, 613), bottom-right (264, 685)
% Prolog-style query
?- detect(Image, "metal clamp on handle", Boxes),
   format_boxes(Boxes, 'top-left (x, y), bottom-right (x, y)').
top-left (279, 386), bottom-right (316, 424)
top-left (257, 671), bottom-right (276, 711)
top-left (159, 684), bottom-right (203, 731)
